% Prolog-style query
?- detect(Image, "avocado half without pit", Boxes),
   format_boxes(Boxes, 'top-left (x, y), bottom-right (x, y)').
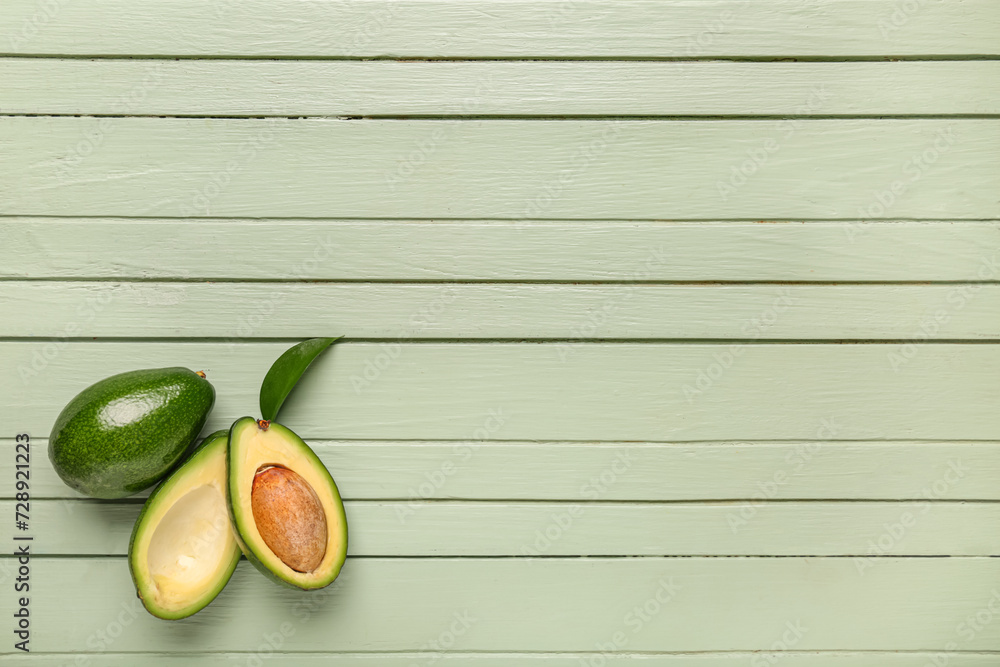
top-left (129, 431), bottom-right (241, 620)
top-left (227, 416), bottom-right (348, 590)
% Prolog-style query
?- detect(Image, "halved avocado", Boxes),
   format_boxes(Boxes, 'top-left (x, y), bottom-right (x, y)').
top-left (128, 431), bottom-right (241, 620)
top-left (227, 417), bottom-right (348, 590)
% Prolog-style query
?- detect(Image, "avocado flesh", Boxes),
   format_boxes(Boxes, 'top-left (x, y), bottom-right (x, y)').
top-left (227, 417), bottom-right (348, 590)
top-left (129, 431), bottom-right (241, 620)
top-left (49, 367), bottom-right (215, 499)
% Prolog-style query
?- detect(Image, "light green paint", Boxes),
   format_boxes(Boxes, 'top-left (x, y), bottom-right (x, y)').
top-left (2, 0), bottom-right (998, 58)
top-left (3, 219), bottom-right (998, 282)
top-left (4, 499), bottom-right (995, 557)
top-left (6, 558), bottom-right (1000, 651)
top-left (4, 440), bottom-right (1000, 501)
top-left (1, 0), bottom-right (997, 661)
top-left (3, 59), bottom-right (999, 116)
top-left (5, 342), bottom-right (998, 441)
top-left (4, 282), bottom-right (1000, 339)
top-left (0, 118), bottom-right (990, 220)
top-left (10, 655), bottom-right (1000, 667)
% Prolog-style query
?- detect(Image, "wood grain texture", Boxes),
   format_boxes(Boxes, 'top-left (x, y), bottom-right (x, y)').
top-left (5, 219), bottom-right (998, 282)
top-left (5, 439), bottom-right (999, 501)
top-left (5, 281), bottom-right (999, 340)
top-left (0, 118), bottom-right (991, 220)
top-left (3, 0), bottom-right (997, 660)
top-left (2, 0), bottom-right (998, 58)
top-left (6, 557), bottom-right (1000, 652)
top-left (7, 499), bottom-right (995, 556)
top-left (12, 654), bottom-right (1000, 666)
top-left (5, 342), bottom-right (998, 441)
top-left (4, 59), bottom-right (999, 116)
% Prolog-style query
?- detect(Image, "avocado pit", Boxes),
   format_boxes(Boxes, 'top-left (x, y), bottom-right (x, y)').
top-left (251, 465), bottom-right (328, 573)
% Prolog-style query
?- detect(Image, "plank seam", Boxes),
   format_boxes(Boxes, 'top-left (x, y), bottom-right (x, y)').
top-left (2, 337), bottom-right (999, 344)
top-left (2, 55), bottom-right (999, 62)
top-left (4, 216), bottom-right (1000, 223)
top-left (4, 113), bottom-right (1000, 121)
top-left (4, 216), bottom-right (999, 223)
top-left (4, 278), bottom-right (1000, 285)
top-left (17, 651), bottom-right (1000, 655)
top-left (6, 438), bottom-right (999, 445)
top-left (3, 554), bottom-right (996, 559)
top-left (9, 497), bottom-right (1000, 504)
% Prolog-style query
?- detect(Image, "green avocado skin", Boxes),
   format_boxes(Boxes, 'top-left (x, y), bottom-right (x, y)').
top-left (49, 367), bottom-right (215, 499)
top-left (226, 417), bottom-right (348, 591)
top-left (128, 430), bottom-right (237, 620)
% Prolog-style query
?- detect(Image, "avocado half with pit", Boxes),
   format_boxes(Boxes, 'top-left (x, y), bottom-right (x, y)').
top-left (128, 431), bottom-right (241, 620)
top-left (227, 417), bottom-right (348, 590)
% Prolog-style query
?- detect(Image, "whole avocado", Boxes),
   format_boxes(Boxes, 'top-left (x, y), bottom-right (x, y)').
top-left (49, 367), bottom-right (215, 499)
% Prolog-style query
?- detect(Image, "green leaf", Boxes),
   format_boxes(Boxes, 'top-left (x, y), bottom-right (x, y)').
top-left (259, 337), bottom-right (342, 422)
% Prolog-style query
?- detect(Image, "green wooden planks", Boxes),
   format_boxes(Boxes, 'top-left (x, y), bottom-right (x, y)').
top-left (4, 59), bottom-right (999, 116)
top-left (5, 558), bottom-right (1000, 652)
top-left (11, 654), bottom-right (1000, 666)
top-left (5, 499), bottom-right (995, 556)
top-left (4, 282), bottom-right (999, 340)
top-left (1, 0), bottom-right (996, 662)
top-left (0, 118), bottom-right (991, 220)
top-left (4, 439), bottom-right (1000, 501)
top-left (2, 0), bottom-right (999, 58)
top-left (4, 342), bottom-right (999, 441)
top-left (4, 219), bottom-right (998, 282)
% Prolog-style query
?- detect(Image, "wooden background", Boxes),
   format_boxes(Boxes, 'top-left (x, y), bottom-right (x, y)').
top-left (2, 0), bottom-right (999, 664)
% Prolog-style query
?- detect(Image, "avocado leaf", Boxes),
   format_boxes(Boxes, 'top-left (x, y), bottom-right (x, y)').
top-left (259, 337), bottom-right (342, 422)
